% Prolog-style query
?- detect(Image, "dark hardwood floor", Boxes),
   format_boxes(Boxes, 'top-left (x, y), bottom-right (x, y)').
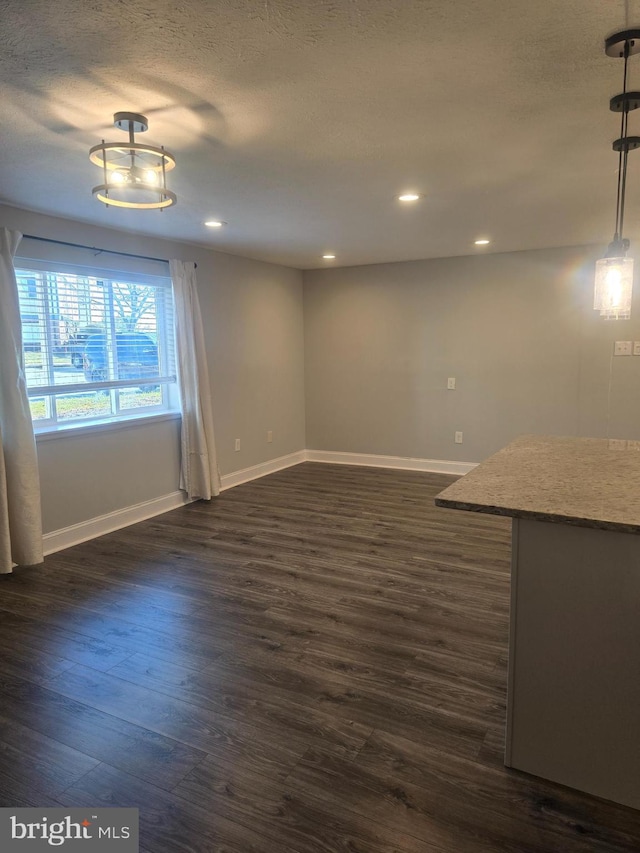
top-left (1, 462), bottom-right (639, 852)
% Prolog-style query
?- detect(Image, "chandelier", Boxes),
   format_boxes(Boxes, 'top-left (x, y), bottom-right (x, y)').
top-left (594, 30), bottom-right (640, 319)
top-left (90, 112), bottom-right (177, 210)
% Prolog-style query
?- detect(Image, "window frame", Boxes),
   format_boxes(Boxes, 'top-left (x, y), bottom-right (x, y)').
top-left (15, 257), bottom-right (179, 436)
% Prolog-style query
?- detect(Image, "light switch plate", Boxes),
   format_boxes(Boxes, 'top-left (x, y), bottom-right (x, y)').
top-left (633, 342), bottom-right (640, 356)
top-left (614, 341), bottom-right (633, 356)
top-left (447, 377), bottom-right (456, 390)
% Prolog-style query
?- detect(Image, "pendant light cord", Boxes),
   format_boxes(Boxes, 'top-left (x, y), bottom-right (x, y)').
top-left (614, 40), bottom-right (631, 243)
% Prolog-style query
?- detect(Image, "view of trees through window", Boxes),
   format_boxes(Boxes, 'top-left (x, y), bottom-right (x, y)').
top-left (16, 266), bottom-right (176, 428)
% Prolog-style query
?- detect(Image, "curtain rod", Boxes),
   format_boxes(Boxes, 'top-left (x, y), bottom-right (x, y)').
top-left (21, 234), bottom-right (170, 265)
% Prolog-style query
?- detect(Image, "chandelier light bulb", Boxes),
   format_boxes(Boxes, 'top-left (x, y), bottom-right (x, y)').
top-left (606, 266), bottom-right (623, 306)
top-left (145, 170), bottom-right (158, 184)
top-left (111, 170), bottom-right (125, 184)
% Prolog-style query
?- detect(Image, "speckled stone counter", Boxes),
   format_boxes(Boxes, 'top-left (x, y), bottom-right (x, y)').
top-left (435, 434), bottom-right (640, 533)
top-left (435, 435), bottom-right (640, 810)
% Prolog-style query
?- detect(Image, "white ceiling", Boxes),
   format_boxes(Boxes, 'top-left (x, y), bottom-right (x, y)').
top-left (1, 0), bottom-right (639, 268)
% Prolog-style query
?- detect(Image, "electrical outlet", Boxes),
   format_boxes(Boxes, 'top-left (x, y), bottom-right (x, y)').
top-left (455, 431), bottom-right (463, 444)
top-left (267, 430), bottom-right (273, 443)
top-left (614, 340), bottom-right (633, 356)
top-left (234, 438), bottom-right (241, 451)
top-left (447, 377), bottom-right (456, 390)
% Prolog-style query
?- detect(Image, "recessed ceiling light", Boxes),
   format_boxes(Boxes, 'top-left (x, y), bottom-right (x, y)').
top-left (205, 220), bottom-right (225, 228)
top-left (474, 238), bottom-right (491, 245)
top-left (322, 254), bottom-right (336, 260)
top-left (398, 193), bottom-right (422, 202)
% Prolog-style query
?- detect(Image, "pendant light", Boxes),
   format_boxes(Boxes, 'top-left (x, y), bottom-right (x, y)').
top-left (594, 30), bottom-right (640, 319)
top-left (90, 112), bottom-right (177, 210)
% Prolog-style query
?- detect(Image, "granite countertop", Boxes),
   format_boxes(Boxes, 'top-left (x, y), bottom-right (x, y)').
top-left (435, 435), bottom-right (640, 534)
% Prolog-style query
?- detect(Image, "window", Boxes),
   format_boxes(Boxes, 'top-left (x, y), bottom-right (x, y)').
top-left (15, 262), bottom-right (177, 432)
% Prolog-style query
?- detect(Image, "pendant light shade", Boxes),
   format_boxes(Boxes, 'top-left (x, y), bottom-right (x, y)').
top-left (90, 112), bottom-right (177, 210)
top-left (595, 30), bottom-right (640, 318)
top-left (594, 254), bottom-right (634, 319)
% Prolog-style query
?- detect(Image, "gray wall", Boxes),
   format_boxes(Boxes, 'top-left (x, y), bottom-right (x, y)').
top-left (5, 199), bottom-right (638, 534)
top-left (0, 204), bottom-right (305, 533)
top-left (303, 246), bottom-right (640, 462)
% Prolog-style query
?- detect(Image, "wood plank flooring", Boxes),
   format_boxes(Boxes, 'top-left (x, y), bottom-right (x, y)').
top-left (1, 462), bottom-right (639, 852)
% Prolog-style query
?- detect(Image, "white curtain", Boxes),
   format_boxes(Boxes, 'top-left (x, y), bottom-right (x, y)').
top-left (170, 259), bottom-right (220, 500)
top-left (0, 228), bottom-right (43, 573)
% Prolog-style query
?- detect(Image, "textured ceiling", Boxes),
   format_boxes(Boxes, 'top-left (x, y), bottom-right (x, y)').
top-left (0, 0), bottom-right (639, 268)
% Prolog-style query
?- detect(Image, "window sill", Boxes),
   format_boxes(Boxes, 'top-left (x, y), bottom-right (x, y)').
top-left (35, 411), bottom-right (181, 442)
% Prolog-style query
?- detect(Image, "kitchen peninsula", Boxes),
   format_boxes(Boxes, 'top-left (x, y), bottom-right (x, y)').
top-left (436, 435), bottom-right (640, 809)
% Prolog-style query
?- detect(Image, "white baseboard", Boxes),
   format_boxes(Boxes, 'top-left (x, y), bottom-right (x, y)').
top-left (43, 490), bottom-right (192, 556)
top-left (220, 450), bottom-right (307, 491)
top-left (304, 449), bottom-right (477, 477)
top-left (43, 449), bottom-right (474, 555)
